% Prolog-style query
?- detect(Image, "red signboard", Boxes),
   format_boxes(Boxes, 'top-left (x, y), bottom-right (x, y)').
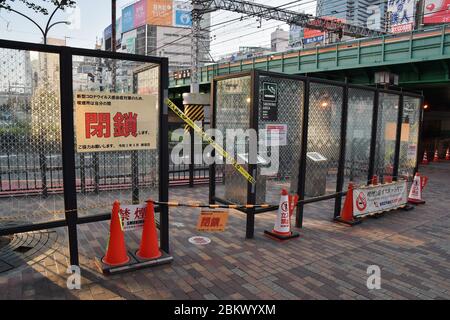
top-left (423, 0), bottom-right (450, 24)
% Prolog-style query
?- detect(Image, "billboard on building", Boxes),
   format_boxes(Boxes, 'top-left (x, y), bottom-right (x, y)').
top-left (147, 0), bottom-right (173, 26)
top-left (104, 24), bottom-right (112, 40)
top-left (302, 17), bottom-right (345, 45)
top-left (120, 29), bottom-right (137, 54)
top-left (289, 24), bottom-right (303, 47)
top-left (122, 4), bottom-right (135, 33)
top-left (423, 0), bottom-right (450, 24)
top-left (173, 1), bottom-right (192, 27)
top-left (134, 0), bottom-right (148, 28)
top-left (388, 0), bottom-right (416, 33)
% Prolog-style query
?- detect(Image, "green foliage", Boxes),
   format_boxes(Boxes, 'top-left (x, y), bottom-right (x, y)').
top-left (0, 0), bottom-right (76, 15)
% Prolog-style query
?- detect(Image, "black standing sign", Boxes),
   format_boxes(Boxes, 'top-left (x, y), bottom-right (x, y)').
top-left (261, 82), bottom-right (278, 121)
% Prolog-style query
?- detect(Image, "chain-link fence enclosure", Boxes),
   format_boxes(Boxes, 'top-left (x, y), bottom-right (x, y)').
top-left (0, 40), bottom-right (169, 265)
top-left (210, 70), bottom-right (423, 237)
top-left (0, 48), bottom-right (65, 228)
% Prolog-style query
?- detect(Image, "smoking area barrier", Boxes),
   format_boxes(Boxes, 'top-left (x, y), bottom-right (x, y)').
top-left (209, 70), bottom-right (423, 238)
top-left (0, 39), bottom-right (169, 267)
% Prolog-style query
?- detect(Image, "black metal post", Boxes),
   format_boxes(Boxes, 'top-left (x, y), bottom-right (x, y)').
top-left (189, 126), bottom-right (195, 187)
top-left (367, 89), bottom-right (380, 184)
top-left (246, 70), bottom-right (259, 239)
top-left (80, 154), bottom-right (86, 193)
top-left (93, 153), bottom-right (100, 194)
top-left (59, 47), bottom-right (79, 266)
top-left (334, 84), bottom-right (348, 218)
top-left (295, 79), bottom-right (310, 228)
top-left (131, 150), bottom-right (139, 204)
top-left (39, 149), bottom-right (48, 198)
top-left (209, 81), bottom-right (217, 204)
top-left (159, 59), bottom-right (170, 253)
top-left (415, 95), bottom-right (425, 174)
top-left (393, 94), bottom-right (404, 181)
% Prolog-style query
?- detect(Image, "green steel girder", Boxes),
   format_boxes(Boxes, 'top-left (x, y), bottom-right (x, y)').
top-left (169, 25), bottom-right (450, 89)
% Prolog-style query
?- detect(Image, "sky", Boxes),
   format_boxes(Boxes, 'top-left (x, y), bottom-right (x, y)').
top-left (0, 0), bottom-right (316, 59)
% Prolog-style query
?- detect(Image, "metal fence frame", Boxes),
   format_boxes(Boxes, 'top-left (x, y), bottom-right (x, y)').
top-left (209, 69), bottom-right (424, 238)
top-left (0, 39), bottom-right (169, 266)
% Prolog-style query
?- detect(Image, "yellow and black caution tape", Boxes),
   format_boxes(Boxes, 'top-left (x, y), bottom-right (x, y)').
top-left (166, 98), bottom-right (256, 185)
top-left (148, 200), bottom-right (273, 210)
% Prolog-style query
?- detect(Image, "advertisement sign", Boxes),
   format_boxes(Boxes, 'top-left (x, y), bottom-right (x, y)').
top-left (121, 29), bottom-right (137, 54)
top-left (116, 17), bottom-right (122, 46)
top-left (265, 124), bottom-right (288, 147)
top-left (134, 0), bottom-right (148, 28)
top-left (197, 211), bottom-right (229, 232)
top-left (423, 0), bottom-right (450, 24)
top-left (173, 1), bottom-right (192, 27)
top-left (289, 24), bottom-right (303, 47)
top-left (388, 0), bottom-right (416, 33)
top-left (119, 204), bottom-right (147, 232)
top-left (147, 0), bottom-right (173, 26)
top-left (75, 92), bottom-right (158, 153)
top-left (352, 181), bottom-right (408, 217)
top-left (122, 4), bottom-right (135, 33)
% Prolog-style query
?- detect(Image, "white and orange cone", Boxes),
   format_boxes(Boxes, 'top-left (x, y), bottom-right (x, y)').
top-left (408, 173), bottom-right (426, 205)
top-left (264, 189), bottom-right (299, 241)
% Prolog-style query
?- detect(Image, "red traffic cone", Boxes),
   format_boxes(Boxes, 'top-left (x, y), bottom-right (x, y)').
top-left (371, 175), bottom-right (378, 186)
top-left (102, 201), bottom-right (130, 266)
top-left (433, 149), bottom-right (439, 162)
top-left (421, 151), bottom-right (429, 165)
top-left (384, 175), bottom-right (393, 183)
top-left (445, 148), bottom-right (450, 161)
top-left (264, 189), bottom-right (299, 241)
top-left (136, 200), bottom-right (162, 260)
top-left (335, 183), bottom-right (361, 226)
top-left (408, 173), bottom-right (426, 205)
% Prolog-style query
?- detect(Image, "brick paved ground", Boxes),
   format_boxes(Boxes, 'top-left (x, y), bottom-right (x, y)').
top-left (0, 162), bottom-right (449, 300)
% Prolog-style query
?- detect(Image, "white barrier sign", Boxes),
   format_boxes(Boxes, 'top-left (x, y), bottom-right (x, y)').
top-left (118, 204), bottom-right (147, 232)
top-left (352, 181), bottom-right (408, 217)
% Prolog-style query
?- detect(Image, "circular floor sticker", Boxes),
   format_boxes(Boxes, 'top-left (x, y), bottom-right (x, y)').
top-left (188, 236), bottom-right (211, 245)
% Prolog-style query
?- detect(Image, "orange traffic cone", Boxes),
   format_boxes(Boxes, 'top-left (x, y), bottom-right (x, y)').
top-left (264, 189), bottom-right (299, 241)
top-left (335, 183), bottom-right (361, 226)
top-left (408, 173), bottom-right (426, 205)
top-left (384, 175), bottom-right (393, 183)
top-left (102, 201), bottom-right (130, 266)
top-left (421, 151), bottom-right (429, 165)
top-left (371, 175), bottom-right (378, 185)
top-left (445, 148), bottom-right (450, 161)
top-left (433, 149), bottom-right (439, 162)
top-left (136, 200), bottom-right (161, 260)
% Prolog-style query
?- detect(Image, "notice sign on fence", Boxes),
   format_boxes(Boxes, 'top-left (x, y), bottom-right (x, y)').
top-left (197, 210), bottom-right (228, 232)
top-left (352, 181), bottom-right (408, 217)
top-left (119, 204), bottom-right (147, 232)
top-left (75, 92), bottom-right (157, 153)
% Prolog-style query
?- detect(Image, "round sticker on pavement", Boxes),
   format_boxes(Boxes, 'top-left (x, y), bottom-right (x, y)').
top-left (188, 236), bottom-right (211, 245)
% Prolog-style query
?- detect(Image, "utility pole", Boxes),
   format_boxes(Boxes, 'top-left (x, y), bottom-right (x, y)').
top-left (112, 0), bottom-right (116, 52)
top-left (191, 0), bottom-right (202, 94)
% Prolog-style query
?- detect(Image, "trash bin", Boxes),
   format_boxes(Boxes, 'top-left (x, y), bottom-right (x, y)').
top-left (224, 153), bottom-right (267, 204)
top-left (305, 152), bottom-right (328, 197)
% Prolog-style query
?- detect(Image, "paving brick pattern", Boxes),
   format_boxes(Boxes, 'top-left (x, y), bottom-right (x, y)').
top-left (0, 163), bottom-right (449, 300)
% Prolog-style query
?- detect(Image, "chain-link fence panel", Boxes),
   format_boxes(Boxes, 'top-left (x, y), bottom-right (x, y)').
top-left (306, 82), bottom-right (343, 197)
top-left (399, 95), bottom-right (421, 179)
top-left (214, 75), bottom-right (252, 204)
top-left (374, 93), bottom-right (400, 181)
top-left (344, 88), bottom-right (375, 188)
top-left (73, 56), bottom-right (160, 217)
top-left (0, 49), bottom-right (65, 226)
top-left (257, 75), bottom-right (304, 204)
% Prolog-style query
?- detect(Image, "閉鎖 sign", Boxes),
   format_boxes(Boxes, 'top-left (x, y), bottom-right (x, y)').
top-left (196, 210), bottom-right (229, 232)
top-left (75, 92), bottom-right (157, 153)
top-left (352, 181), bottom-right (408, 217)
top-left (118, 204), bottom-right (147, 232)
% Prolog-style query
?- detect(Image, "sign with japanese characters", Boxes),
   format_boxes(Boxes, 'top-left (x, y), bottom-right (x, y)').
top-left (264, 124), bottom-right (287, 146)
top-left (388, 0), bottom-right (417, 33)
top-left (352, 181), bottom-right (408, 217)
top-left (196, 210), bottom-right (229, 232)
top-left (118, 204), bottom-right (147, 232)
top-left (75, 92), bottom-right (157, 153)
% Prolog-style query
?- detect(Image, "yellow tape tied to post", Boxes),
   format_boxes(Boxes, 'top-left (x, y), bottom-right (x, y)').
top-left (165, 98), bottom-right (256, 185)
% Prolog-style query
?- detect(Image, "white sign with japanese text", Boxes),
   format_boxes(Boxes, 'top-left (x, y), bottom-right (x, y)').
top-left (352, 181), bottom-right (408, 217)
top-left (118, 204), bottom-right (147, 232)
top-left (75, 92), bottom-right (157, 153)
top-left (388, 0), bottom-right (416, 33)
